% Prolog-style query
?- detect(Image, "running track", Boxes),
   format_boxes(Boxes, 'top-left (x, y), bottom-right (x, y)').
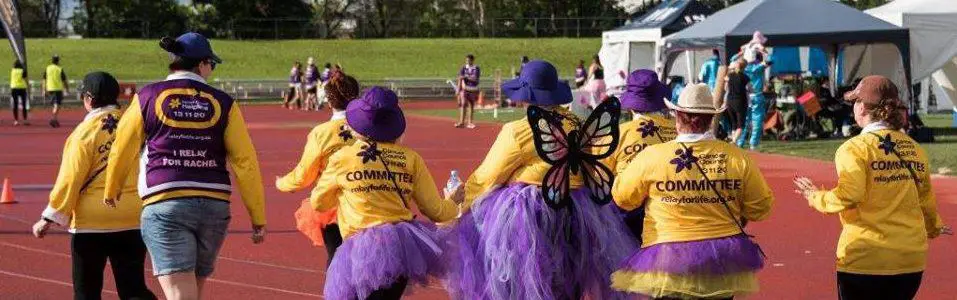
top-left (0, 101), bottom-right (954, 299)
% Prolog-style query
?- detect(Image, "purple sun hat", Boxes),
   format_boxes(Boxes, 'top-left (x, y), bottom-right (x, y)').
top-left (621, 69), bottom-right (668, 113)
top-left (346, 86), bottom-right (406, 142)
top-left (501, 60), bottom-right (572, 106)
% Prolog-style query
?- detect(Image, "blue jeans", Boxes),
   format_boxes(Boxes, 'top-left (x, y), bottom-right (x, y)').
top-left (141, 198), bottom-right (231, 277)
top-left (737, 93), bottom-right (766, 148)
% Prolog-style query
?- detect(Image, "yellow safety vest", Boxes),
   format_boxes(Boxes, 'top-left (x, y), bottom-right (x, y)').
top-left (9, 68), bottom-right (26, 89)
top-left (45, 64), bottom-right (64, 91)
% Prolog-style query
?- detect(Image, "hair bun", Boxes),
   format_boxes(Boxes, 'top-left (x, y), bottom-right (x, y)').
top-left (159, 36), bottom-right (183, 53)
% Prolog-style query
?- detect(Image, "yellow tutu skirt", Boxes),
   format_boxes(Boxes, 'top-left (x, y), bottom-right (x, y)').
top-left (612, 270), bottom-right (758, 299)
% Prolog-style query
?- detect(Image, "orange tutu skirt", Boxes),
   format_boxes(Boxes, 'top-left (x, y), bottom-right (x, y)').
top-left (294, 199), bottom-right (338, 246)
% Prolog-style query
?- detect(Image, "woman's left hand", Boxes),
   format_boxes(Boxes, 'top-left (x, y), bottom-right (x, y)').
top-left (793, 176), bottom-right (819, 200)
top-left (940, 225), bottom-right (954, 236)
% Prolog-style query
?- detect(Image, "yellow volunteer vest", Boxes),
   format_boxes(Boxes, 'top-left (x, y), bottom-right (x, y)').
top-left (45, 64), bottom-right (64, 91)
top-left (9, 68), bottom-right (26, 89)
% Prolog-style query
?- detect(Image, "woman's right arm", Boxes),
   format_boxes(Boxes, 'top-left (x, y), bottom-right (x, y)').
top-left (463, 124), bottom-right (524, 207)
top-left (808, 144), bottom-right (866, 213)
top-left (42, 132), bottom-right (93, 227)
top-left (104, 96), bottom-right (145, 204)
top-left (276, 126), bottom-right (333, 192)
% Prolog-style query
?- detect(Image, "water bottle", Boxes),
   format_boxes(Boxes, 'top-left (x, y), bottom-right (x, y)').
top-left (445, 170), bottom-right (462, 196)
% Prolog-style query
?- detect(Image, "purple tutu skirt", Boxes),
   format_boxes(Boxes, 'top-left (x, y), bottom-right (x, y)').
top-left (443, 183), bottom-right (638, 300)
top-left (612, 234), bottom-right (764, 299)
top-left (324, 220), bottom-right (445, 300)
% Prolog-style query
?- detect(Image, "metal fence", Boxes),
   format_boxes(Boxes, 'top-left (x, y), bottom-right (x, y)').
top-left (1, 77), bottom-right (520, 106)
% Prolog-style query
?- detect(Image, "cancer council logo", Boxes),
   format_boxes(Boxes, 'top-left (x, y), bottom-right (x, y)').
top-left (670, 147), bottom-right (698, 173)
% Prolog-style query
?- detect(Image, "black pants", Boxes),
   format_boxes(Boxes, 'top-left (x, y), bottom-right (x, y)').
top-left (837, 271), bottom-right (922, 300)
top-left (726, 97), bottom-right (747, 131)
top-left (366, 278), bottom-right (408, 300)
top-left (11, 88), bottom-right (27, 120)
top-left (71, 230), bottom-right (157, 300)
top-left (322, 223), bottom-right (344, 268)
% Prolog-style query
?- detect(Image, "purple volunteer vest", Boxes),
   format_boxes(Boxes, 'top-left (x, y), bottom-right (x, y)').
top-left (137, 79), bottom-right (233, 199)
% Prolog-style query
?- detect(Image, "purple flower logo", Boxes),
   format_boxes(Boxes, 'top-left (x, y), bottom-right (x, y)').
top-left (357, 142), bottom-right (381, 164)
top-left (338, 125), bottom-right (353, 142)
top-left (878, 134), bottom-right (897, 156)
top-left (669, 147), bottom-right (698, 173)
top-left (638, 120), bottom-right (660, 138)
top-left (101, 114), bottom-right (118, 134)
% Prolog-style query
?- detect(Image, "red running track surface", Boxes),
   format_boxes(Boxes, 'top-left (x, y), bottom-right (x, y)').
top-left (0, 102), bottom-right (954, 299)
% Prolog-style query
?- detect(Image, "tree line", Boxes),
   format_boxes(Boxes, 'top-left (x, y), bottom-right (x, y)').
top-left (14, 0), bottom-right (890, 39)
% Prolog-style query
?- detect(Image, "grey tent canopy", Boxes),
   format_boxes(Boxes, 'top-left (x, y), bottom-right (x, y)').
top-left (662, 0), bottom-right (913, 103)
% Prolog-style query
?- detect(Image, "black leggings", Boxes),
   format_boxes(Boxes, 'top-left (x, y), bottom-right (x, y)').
top-left (726, 97), bottom-right (747, 131)
top-left (366, 278), bottom-right (408, 300)
top-left (11, 88), bottom-right (27, 120)
top-left (322, 223), bottom-right (344, 268)
top-left (837, 271), bottom-right (922, 300)
top-left (71, 230), bottom-right (156, 300)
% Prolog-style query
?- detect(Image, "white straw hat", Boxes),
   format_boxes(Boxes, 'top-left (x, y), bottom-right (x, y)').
top-left (665, 83), bottom-right (726, 114)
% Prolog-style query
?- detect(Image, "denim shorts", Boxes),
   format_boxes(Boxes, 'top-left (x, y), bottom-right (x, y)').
top-left (141, 197), bottom-right (231, 277)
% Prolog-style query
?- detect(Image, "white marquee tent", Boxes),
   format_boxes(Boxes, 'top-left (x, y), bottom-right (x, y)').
top-left (598, 0), bottom-right (717, 95)
top-left (852, 0), bottom-right (957, 112)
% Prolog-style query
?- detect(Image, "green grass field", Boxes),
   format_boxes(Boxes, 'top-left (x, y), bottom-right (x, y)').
top-left (406, 108), bottom-right (957, 174)
top-left (0, 38), bottom-right (600, 82)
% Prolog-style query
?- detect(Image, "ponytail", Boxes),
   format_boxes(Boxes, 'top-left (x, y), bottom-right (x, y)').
top-left (866, 99), bottom-right (908, 130)
top-left (325, 71), bottom-right (360, 110)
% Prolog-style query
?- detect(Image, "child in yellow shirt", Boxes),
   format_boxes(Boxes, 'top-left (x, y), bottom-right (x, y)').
top-left (32, 72), bottom-right (156, 299)
top-left (444, 60), bottom-right (636, 299)
top-left (279, 71), bottom-right (360, 268)
top-left (612, 84), bottom-right (774, 299)
top-left (795, 76), bottom-right (951, 299)
top-left (309, 87), bottom-right (463, 300)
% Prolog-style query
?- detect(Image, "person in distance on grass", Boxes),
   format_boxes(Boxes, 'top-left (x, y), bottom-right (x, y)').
top-left (304, 57), bottom-right (321, 110)
top-left (603, 69), bottom-right (677, 240)
top-left (10, 60), bottom-right (30, 126)
top-left (584, 54), bottom-right (607, 109)
top-left (611, 83), bottom-right (774, 300)
top-left (284, 61), bottom-right (304, 110)
top-left (43, 54), bottom-right (70, 128)
top-left (102, 32), bottom-right (267, 300)
top-left (456, 54), bottom-right (480, 129)
top-left (794, 75), bottom-right (952, 300)
top-left (33, 71), bottom-right (157, 300)
top-left (278, 70), bottom-right (360, 268)
top-left (444, 60), bottom-right (636, 299)
top-left (309, 86), bottom-right (463, 300)
top-left (574, 59), bottom-right (587, 88)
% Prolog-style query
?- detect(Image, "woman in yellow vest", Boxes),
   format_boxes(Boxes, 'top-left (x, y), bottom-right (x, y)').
top-left (309, 86), bottom-right (463, 299)
top-left (612, 83), bottom-right (774, 299)
top-left (9, 60), bottom-right (29, 125)
top-left (280, 71), bottom-right (360, 268)
top-left (42, 55), bottom-right (69, 128)
top-left (445, 60), bottom-right (637, 299)
top-left (794, 75), bottom-right (952, 300)
top-left (606, 69), bottom-right (678, 240)
top-left (32, 72), bottom-right (156, 300)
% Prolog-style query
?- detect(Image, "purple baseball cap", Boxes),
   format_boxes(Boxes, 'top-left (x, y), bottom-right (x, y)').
top-left (346, 86), bottom-right (406, 142)
top-left (501, 60), bottom-right (572, 106)
top-left (620, 69), bottom-right (668, 112)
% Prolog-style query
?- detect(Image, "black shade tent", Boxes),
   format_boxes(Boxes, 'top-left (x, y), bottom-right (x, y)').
top-left (661, 0), bottom-right (913, 104)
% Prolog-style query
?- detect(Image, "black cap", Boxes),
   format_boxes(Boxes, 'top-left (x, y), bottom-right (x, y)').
top-left (81, 72), bottom-right (120, 103)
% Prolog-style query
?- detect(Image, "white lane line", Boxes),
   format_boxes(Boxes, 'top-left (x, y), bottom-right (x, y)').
top-left (0, 269), bottom-right (119, 295)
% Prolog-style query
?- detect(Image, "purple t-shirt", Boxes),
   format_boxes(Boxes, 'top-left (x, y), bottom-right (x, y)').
top-left (289, 67), bottom-right (301, 84)
top-left (575, 67), bottom-right (586, 82)
top-left (459, 65), bottom-right (481, 91)
top-left (304, 65), bottom-right (320, 85)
